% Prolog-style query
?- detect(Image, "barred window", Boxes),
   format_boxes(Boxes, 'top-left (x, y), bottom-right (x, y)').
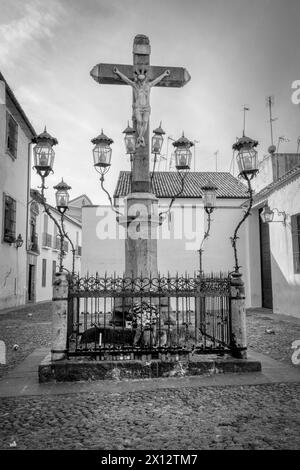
top-left (291, 213), bottom-right (300, 274)
top-left (3, 195), bottom-right (16, 243)
top-left (6, 112), bottom-right (18, 159)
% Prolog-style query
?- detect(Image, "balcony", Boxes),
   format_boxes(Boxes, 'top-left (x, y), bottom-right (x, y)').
top-left (42, 232), bottom-right (52, 249)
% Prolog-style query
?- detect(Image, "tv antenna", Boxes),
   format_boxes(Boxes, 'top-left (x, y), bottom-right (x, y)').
top-left (193, 140), bottom-right (200, 171)
top-left (265, 95), bottom-right (278, 147)
top-left (214, 150), bottom-right (219, 172)
top-left (241, 104), bottom-right (250, 135)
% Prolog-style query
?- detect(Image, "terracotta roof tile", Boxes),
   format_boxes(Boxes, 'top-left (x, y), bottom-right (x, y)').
top-left (114, 171), bottom-right (249, 199)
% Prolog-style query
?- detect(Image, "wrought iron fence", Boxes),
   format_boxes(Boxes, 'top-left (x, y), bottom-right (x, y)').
top-left (67, 273), bottom-right (232, 359)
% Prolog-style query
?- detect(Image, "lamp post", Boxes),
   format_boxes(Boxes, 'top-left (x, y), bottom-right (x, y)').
top-left (198, 180), bottom-right (218, 275)
top-left (151, 123), bottom-right (165, 187)
top-left (159, 133), bottom-right (193, 221)
top-left (230, 134), bottom-right (259, 273)
top-left (123, 122), bottom-right (136, 174)
top-left (53, 178), bottom-right (76, 275)
top-left (91, 129), bottom-right (122, 216)
top-left (32, 128), bottom-right (65, 272)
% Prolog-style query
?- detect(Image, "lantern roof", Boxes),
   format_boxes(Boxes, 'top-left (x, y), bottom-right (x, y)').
top-left (53, 178), bottom-right (72, 191)
top-left (32, 126), bottom-right (58, 146)
top-left (232, 133), bottom-right (258, 151)
top-left (173, 132), bottom-right (194, 148)
top-left (91, 129), bottom-right (114, 145)
top-left (201, 179), bottom-right (218, 191)
top-left (153, 122), bottom-right (165, 135)
top-left (122, 122), bottom-right (135, 135)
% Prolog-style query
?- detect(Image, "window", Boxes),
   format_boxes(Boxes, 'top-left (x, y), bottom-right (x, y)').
top-left (52, 260), bottom-right (56, 283)
top-left (42, 259), bottom-right (47, 287)
top-left (43, 214), bottom-right (48, 233)
top-left (291, 214), bottom-right (300, 274)
top-left (6, 112), bottom-right (18, 159)
top-left (3, 195), bottom-right (16, 243)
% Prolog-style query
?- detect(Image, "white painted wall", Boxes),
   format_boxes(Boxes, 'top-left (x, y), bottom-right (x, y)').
top-left (267, 177), bottom-right (300, 317)
top-left (33, 206), bottom-right (82, 302)
top-left (0, 81), bottom-right (31, 309)
top-left (82, 197), bottom-right (251, 302)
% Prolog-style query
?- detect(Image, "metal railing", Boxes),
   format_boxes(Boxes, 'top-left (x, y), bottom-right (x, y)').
top-left (67, 273), bottom-right (232, 360)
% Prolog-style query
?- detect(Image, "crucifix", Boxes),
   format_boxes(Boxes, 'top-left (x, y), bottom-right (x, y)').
top-left (90, 34), bottom-right (190, 279)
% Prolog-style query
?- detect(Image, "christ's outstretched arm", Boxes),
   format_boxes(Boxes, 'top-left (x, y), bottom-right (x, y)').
top-left (150, 69), bottom-right (170, 87)
top-left (113, 67), bottom-right (135, 86)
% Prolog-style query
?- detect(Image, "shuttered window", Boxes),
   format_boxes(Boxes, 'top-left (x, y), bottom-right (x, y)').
top-left (6, 112), bottom-right (18, 159)
top-left (3, 194), bottom-right (16, 243)
top-left (291, 213), bottom-right (300, 274)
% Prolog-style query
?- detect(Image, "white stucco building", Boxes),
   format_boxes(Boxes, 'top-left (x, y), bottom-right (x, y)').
top-left (27, 189), bottom-right (83, 303)
top-left (0, 73), bottom-right (36, 309)
top-left (247, 151), bottom-right (300, 317)
top-left (81, 171), bottom-right (258, 304)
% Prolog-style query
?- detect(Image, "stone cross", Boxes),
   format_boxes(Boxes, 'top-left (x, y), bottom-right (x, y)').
top-left (91, 35), bottom-right (190, 282)
top-left (90, 34), bottom-right (190, 193)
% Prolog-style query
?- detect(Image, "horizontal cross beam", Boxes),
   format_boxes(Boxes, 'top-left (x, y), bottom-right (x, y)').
top-left (90, 63), bottom-right (191, 88)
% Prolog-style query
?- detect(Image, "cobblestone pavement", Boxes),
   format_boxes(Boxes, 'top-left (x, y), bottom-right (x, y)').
top-left (0, 303), bottom-right (52, 378)
top-left (1, 305), bottom-right (300, 450)
top-left (247, 309), bottom-right (300, 366)
top-left (0, 382), bottom-right (299, 450)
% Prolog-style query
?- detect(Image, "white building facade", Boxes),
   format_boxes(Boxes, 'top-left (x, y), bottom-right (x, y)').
top-left (0, 73), bottom-right (36, 309)
top-left (27, 189), bottom-right (82, 303)
top-left (246, 151), bottom-right (300, 317)
top-left (81, 171), bottom-right (259, 306)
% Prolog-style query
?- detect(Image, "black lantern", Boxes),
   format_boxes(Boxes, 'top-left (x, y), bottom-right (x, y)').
top-left (173, 133), bottom-right (194, 172)
top-left (54, 179), bottom-right (71, 214)
top-left (151, 122), bottom-right (165, 155)
top-left (232, 134), bottom-right (258, 179)
top-left (32, 127), bottom-right (58, 177)
top-left (123, 122), bottom-right (136, 154)
top-left (15, 233), bottom-right (23, 249)
top-left (201, 180), bottom-right (218, 214)
top-left (91, 130), bottom-right (113, 176)
top-left (260, 204), bottom-right (274, 223)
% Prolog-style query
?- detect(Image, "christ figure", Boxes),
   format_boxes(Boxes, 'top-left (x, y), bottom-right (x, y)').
top-left (113, 66), bottom-right (170, 147)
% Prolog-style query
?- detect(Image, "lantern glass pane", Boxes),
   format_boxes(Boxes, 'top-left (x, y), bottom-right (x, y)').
top-left (175, 149), bottom-right (192, 170)
top-left (56, 190), bottom-right (69, 208)
top-left (93, 144), bottom-right (112, 167)
top-left (151, 135), bottom-right (163, 154)
top-left (260, 207), bottom-right (274, 223)
top-left (203, 189), bottom-right (216, 208)
top-left (125, 135), bottom-right (136, 154)
top-left (33, 143), bottom-right (55, 170)
top-left (237, 148), bottom-right (258, 174)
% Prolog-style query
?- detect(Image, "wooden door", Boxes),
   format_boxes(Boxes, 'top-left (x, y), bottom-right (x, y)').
top-left (259, 209), bottom-right (273, 309)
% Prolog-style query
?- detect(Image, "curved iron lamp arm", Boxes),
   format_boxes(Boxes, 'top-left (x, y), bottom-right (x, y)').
top-left (39, 176), bottom-right (65, 272)
top-left (61, 213), bottom-right (76, 275)
top-left (198, 210), bottom-right (212, 275)
top-left (100, 175), bottom-right (123, 217)
top-left (159, 172), bottom-right (187, 220)
top-left (230, 173), bottom-right (253, 273)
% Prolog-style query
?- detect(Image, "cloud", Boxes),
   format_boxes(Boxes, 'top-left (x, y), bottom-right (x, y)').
top-left (0, 0), bottom-right (65, 67)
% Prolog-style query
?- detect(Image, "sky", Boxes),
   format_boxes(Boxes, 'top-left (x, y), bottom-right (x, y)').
top-left (0, 0), bottom-right (300, 205)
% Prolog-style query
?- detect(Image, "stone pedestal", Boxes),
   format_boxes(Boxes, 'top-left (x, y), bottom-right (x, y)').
top-left (51, 272), bottom-right (68, 361)
top-left (230, 272), bottom-right (247, 359)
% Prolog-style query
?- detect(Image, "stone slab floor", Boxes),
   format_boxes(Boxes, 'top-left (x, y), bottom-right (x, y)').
top-left (0, 304), bottom-right (300, 450)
